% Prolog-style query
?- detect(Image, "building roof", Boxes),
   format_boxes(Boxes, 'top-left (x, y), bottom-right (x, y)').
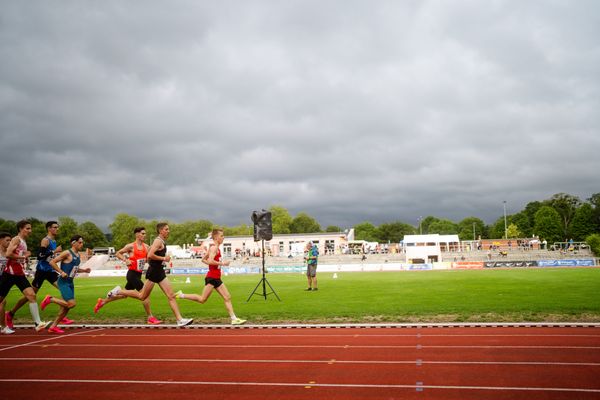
top-left (403, 234), bottom-right (460, 244)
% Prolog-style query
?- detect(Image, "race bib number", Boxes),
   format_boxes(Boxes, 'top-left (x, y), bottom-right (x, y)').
top-left (137, 259), bottom-right (145, 271)
top-left (0, 259), bottom-right (6, 274)
top-left (69, 266), bottom-right (78, 278)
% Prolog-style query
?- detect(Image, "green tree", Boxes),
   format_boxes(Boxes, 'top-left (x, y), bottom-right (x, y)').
top-left (78, 221), bottom-right (109, 249)
top-left (569, 203), bottom-right (596, 241)
top-left (419, 216), bottom-right (439, 234)
top-left (547, 193), bottom-right (581, 237)
top-left (269, 205), bottom-right (293, 234)
top-left (510, 212), bottom-right (532, 237)
top-left (354, 221), bottom-right (379, 242)
top-left (0, 218), bottom-right (16, 235)
top-left (586, 233), bottom-right (600, 256)
top-left (506, 223), bottom-right (521, 239)
top-left (489, 216), bottom-right (507, 239)
top-left (376, 222), bottom-right (415, 243)
top-left (109, 214), bottom-right (146, 250)
top-left (428, 219), bottom-right (458, 235)
top-left (170, 220), bottom-right (213, 246)
top-left (290, 212), bottom-right (321, 233)
top-left (523, 201), bottom-right (543, 230)
top-left (533, 206), bottom-right (563, 243)
top-left (26, 218), bottom-right (47, 251)
top-left (457, 217), bottom-right (485, 241)
top-left (588, 193), bottom-right (600, 233)
top-left (57, 216), bottom-right (79, 249)
top-left (325, 225), bottom-right (342, 232)
top-left (224, 223), bottom-right (253, 237)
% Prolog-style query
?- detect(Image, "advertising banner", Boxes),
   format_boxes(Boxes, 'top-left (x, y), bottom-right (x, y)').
top-left (451, 262), bottom-right (483, 269)
top-left (537, 259), bottom-right (595, 267)
top-left (484, 261), bottom-right (538, 268)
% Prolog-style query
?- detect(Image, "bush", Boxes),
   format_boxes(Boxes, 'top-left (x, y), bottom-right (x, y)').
top-left (585, 233), bottom-right (600, 256)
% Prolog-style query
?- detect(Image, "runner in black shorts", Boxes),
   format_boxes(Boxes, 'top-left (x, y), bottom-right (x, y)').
top-left (6, 221), bottom-right (73, 327)
top-left (108, 223), bottom-right (192, 327)
top-left (93, 227), bottom-right (161, 325)
top-left (175, 228), bottom-right (246, 325)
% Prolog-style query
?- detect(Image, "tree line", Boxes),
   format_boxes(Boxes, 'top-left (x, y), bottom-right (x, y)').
top-left (1, 192), bottom-right (599, 253)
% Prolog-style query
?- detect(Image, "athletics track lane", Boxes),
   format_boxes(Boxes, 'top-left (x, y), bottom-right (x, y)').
top-left (1, 326), bottom-right (599, 400)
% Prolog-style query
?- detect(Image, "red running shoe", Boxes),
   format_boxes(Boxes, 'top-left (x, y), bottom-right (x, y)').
top-left (48, 326), bottom-right (65, 334)
top-left (147, 316), bottom-right (162, 325)
top-left (61, 317), bottom-right (74, 325)
top-left (40, 295), bottom-right (52, 311)
top-left (93, 298), bottom-right (104, 314)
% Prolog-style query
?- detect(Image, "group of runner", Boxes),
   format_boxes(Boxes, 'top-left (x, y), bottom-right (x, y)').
top-left (0, 220), bottom-right (246, 335)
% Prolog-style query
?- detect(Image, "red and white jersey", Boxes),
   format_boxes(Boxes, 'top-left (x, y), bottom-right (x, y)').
top-left (6, 238), bottom-right (27, 276)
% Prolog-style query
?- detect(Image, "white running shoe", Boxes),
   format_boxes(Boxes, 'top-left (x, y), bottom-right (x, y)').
top-left (174, 290), bottom-right (183, 299)
top-left (34, 321), bottom-right (50, 332)
top-left (107, 285), bottom-right (122, 298)
top-left (177, 318), bottom-right (193, 327)
top-left (1, 326), bottom-right (15, 335)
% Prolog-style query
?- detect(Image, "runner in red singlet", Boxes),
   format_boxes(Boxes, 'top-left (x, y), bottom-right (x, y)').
top-left (93, 227), bottom-right (161, 324)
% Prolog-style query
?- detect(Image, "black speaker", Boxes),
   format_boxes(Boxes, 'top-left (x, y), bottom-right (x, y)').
top-left (251, 210), bottom-right (273, 241)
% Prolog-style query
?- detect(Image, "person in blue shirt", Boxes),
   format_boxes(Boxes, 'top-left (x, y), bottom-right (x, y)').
top-left (304, 242), bottom-right (319, 291)
top-left (42, 235), bottom-right (91, 334)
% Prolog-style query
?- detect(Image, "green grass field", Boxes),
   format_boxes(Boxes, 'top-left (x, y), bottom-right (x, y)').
top-left (4, 268), bottom-right (600, 325)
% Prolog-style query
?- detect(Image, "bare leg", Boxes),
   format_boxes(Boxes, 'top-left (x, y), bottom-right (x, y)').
top-left (157, 278), bottom-right (183, 320)
top-left (180, 285), bottom-right (214, 304)
top-left (215, 284), bottom-right (236, 319)
top-left (312, 276), bottom-right (318, 289)
top-left (119, 280), bottom-right (155, 301)
top-left (49, 300), bottom-right (75, 329)
top-left (306, 276), bottom-right (312, 289)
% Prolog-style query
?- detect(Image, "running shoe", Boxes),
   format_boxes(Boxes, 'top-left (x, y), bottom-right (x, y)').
top-left (304, 288), bottom-right (312, 291)
top-left (48, 326), bottom-right (65, 334)
top-left (5, 311), bottom-right (14, 329)
top-left (93, 298), bottom-right (104, 313)
top-left (231, 318), bottom-right (247, 326)
top-left (1, 326), bottom-right (15, 335)
top-left (40, 295), bottom-right (52, 311)
top-left (61, 317), bottom-right (74, 325)
top-left (176, 318), bottom-right (193, 327)
top-left (174, 290), bottom-right (183, 299)
top-left (312, 288), bottom-right (318, 291)
top-left (147, 316), bottom-right (162, 325)
top-left (107, 285), bottom-right (121, 298)
top-left (34, 321), bottom-right (50, 332)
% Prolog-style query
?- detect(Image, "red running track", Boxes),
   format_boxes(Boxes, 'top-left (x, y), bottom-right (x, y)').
top-left (1, 326), bottom-right (600, 400)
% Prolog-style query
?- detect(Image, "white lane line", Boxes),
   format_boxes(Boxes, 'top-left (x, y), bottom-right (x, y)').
top-left (6, 343), bottom-right (599, 350)
top-left (9, 333), bottom-right (598, 338)
top-left (0, 378), bottom-right (598, 393)
top-left (1, 357), bottom-right (599, 367)
top-left (0, 329), bottom-right (105, 353)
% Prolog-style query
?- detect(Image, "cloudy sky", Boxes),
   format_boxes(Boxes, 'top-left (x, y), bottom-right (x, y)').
top-left (1, 1), bottom-right (599, 231)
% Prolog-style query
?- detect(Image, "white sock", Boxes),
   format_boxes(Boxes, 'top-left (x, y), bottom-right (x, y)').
top-left (29, 302), bottom-right (41, 324)
top-left (180, 293), bottom-right (185, 299)
top-left (230, 314), bottom-right (237, 320)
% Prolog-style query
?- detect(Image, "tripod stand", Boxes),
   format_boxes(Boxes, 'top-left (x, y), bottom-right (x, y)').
top-left (247, 239), bottom-right (281, 302)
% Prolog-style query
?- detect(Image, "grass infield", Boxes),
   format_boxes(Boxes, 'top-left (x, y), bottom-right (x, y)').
top-left (4, 268), bottom-right (600, 325)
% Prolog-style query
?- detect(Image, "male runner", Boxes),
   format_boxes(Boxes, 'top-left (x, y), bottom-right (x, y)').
top-left (108, 223), bottom-right (192, 327)
top-left (0, 220), bottom-right (49, 332)
top-left (94, 227), bottom-right (161, 324)
top-left (175, 228), bottom-right (246, 325)
top-left (6, 221), bottom-right (74, 327)
top-left (0, 232), bottom-right (15, 334)
top-left (42, 235), bottom-right (91, 334)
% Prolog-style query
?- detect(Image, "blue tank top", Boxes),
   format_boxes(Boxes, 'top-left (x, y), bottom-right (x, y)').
top-left (60, 249), bottom-right (80, 280)
top-left (37, 237), bottom-right (58, 272)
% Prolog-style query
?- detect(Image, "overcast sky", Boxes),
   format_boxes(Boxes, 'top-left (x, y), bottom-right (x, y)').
top-left (1, 1), bottom-right (598, 231)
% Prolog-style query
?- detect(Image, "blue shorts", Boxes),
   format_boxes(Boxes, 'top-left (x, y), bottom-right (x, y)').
top-left (57, 277), bottom-right (75, 301)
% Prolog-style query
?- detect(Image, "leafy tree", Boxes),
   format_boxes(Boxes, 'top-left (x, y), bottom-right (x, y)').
top-left (0, 218), bottom-right (16, 235)
top-left (457, 217), bottom-right (485, 241)
top-left (547, 193), bottom-right (581, 237)
top-left (354, 221), bottom-right (379, 242)
top-left (588, 193), bottom-right (600, 233)
top-left (169, 220), bottom-right (213, 246)
top-left (506, 223), bottom-right (521, 239)
top-left (510, 212), bottom-right (532, 238)
top-left (376, 222), bottom-right (415, 243)
top-left (269, 205), bottom-right (293, 234)
top-left (489, 216), bottom-right (507, 239)
top-left (523, 201), bottom-right (543, 229)
top-left (26, 217), bottom-right (47, 251)
top-left (427, 219), bottom-right (458, 235)
top-left (419, 216), bottom-right (439, 234)
top-left (224, 223), bottom-right (253, 237)
top-left (57, 216), bottom-right (79, 249)
top-left (569, 203), bottom-right (596, 241)
top-left (290, 212), bottom-right (321, 233)
top-left (109, 214), bottom-right (146, 250)
top-left (325, 225), bottom-right (342, 232)
top-left (586, 233), bottom-right (600, 256)
top-left (533, 206), bottom-right (563, 243)
top-left (78, 221), bottom-right (109, 249)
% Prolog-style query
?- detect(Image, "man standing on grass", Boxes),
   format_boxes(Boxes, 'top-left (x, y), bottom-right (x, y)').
top-left (304, 241), bottom-right (319, 291)
top-left (0, 220), bottom-right (49, 332)
top-left (6, 221), bottom-right (75, 328)
top-left (93, 227), bottom-right (161, 325)
top-left (107, 223), bottom-right (192, 327)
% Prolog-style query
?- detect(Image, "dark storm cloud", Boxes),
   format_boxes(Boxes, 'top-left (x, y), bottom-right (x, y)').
top-left (1, 0), bottom-right (599, 230)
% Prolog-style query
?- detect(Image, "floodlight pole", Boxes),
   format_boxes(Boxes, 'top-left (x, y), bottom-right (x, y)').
top-left (503, 201), bottom-right (508, 239)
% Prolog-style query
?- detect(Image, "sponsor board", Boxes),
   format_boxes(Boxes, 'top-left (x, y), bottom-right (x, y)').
top-left (407, 264), bottom-right (433, 270)
top-left (451, 262), bottom-right (483, 269)
top-left (89, 270), bottom-right (127, 277)
top-left (537, 259), bottom-right (595, 267)
top-left (484, 261), bottom-right (538, 268)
